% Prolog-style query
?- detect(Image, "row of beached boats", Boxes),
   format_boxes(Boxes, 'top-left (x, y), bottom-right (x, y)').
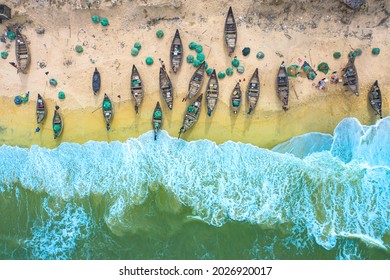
top-left (34, 65), bottom-right (381, 140)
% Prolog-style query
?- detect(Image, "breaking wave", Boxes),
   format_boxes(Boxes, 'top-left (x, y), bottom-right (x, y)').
top-left (0, 117), bottom-right (389, 259)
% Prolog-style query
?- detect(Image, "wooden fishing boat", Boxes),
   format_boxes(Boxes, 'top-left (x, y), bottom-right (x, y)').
top-left (206, 70), bottom-right (219, 116)
top-left (231, 83), bottom-right (242, 114)
top-left (343, 55), bottom-right (359, 96)
top-left (183, 61), bottom-right (205, 102)
top-left (52, 109), bottom-right (63, 139)
top-left (178, 94), bottom-right (203, 139)
top-left (276, 62), bottom-right (289, 111)
top-left (224, 7), bottom-right (237, 56)
top-left (102, 93), bottom-right (113, 131)
top-left (36, 94), bottom-right (46, 124)
top-left (246, 68), bottom-right (260, 114)
top-left (15, 28), bottom-right (30, 74)
top-left (368, 80), bottom-right (382, 119)
top-left (152, 102), bottom-right (163, 140)
top-left (159, 67), bottom-right (174, 110)
top-left (170, 29), bottom-right (183, 73)
top-left (92, 67), bottom-right (101, 95)
top-left (130, 65), bottom-right (144, 114)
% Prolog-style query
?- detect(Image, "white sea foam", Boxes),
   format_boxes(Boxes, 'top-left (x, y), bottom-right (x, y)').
top-left (0, 117), bottom-right (389, 253)
top-left (23, 198), bottom-right (93, 260)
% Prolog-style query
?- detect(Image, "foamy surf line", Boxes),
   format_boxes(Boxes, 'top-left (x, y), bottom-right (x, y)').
top-left (0, 118), bottom-right (389, 252)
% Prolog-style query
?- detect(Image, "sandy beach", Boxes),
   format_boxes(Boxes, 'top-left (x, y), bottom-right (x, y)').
top-left (0, 0), bottom-right (389, 148)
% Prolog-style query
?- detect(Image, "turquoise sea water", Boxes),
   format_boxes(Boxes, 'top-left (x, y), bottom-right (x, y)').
top-left (0, 117), bottom-right (389, 260)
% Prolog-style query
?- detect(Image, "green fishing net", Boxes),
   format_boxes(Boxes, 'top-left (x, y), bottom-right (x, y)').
top-left (146, 57), bottom-right (154, 65)
top-left (187, 55), bottom-right (194, 63)
top-left (156, 30), bottom-right (164, 38)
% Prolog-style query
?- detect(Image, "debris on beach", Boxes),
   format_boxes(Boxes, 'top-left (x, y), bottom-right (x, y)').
top-left (316, 78), bottom-right (328, 90)
top-left (275, 51), bottom-right (284, 58)
top-left (0, 4), bottom-right (11, 24)
top-left (35, 27), bottom-right (45, 35)
top-left (195, 45), bottom-right (203, 53)
top-left (197, 53), bottom-right (205, 62)
top-left (354, 48), bottom-right (362, 56)
top-left (232, 58), bottom-right (240, 67)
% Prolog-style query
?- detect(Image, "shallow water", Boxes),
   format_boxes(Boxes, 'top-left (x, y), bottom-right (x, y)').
top-left (0, 117), bottom-right (389, 259)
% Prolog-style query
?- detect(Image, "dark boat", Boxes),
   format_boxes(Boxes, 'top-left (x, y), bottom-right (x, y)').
top-left (343, 55), bottom-right (359, 96)
top-left (224, 7), bottom-right (237, 56)
top-left (52, 109), bottom-right (63, 139)
top-left (183, 61), bottom-right (205, 102)
top-left (102, 93), bottom-right (113, 131)
top-left (159, 67), bottom-right (174, 110)
top-left (178, 94), bottom-right (203, 139)
top-left (231, 83), bottom-right (242, 114)
top-left (206, 70), bottom-right (219, 116)
top-left (130, 65), bottom-right (144, 114)
top-left (276, 62), bottom-right (289, 111)
top-left (92, 67), bottom-right (101, 95)
top-left (368, 80), bottom-right (382, 119)
top-left (152, 102), bottom-right (163, 140)
top-left (36, 94), bottom-right (46, 124)
top-left (170, 29), bottom-right (183, 73)
top-left (15, 28), bottom-right (30, 74)
top-left (246, 68), bottom-right (260, 114)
